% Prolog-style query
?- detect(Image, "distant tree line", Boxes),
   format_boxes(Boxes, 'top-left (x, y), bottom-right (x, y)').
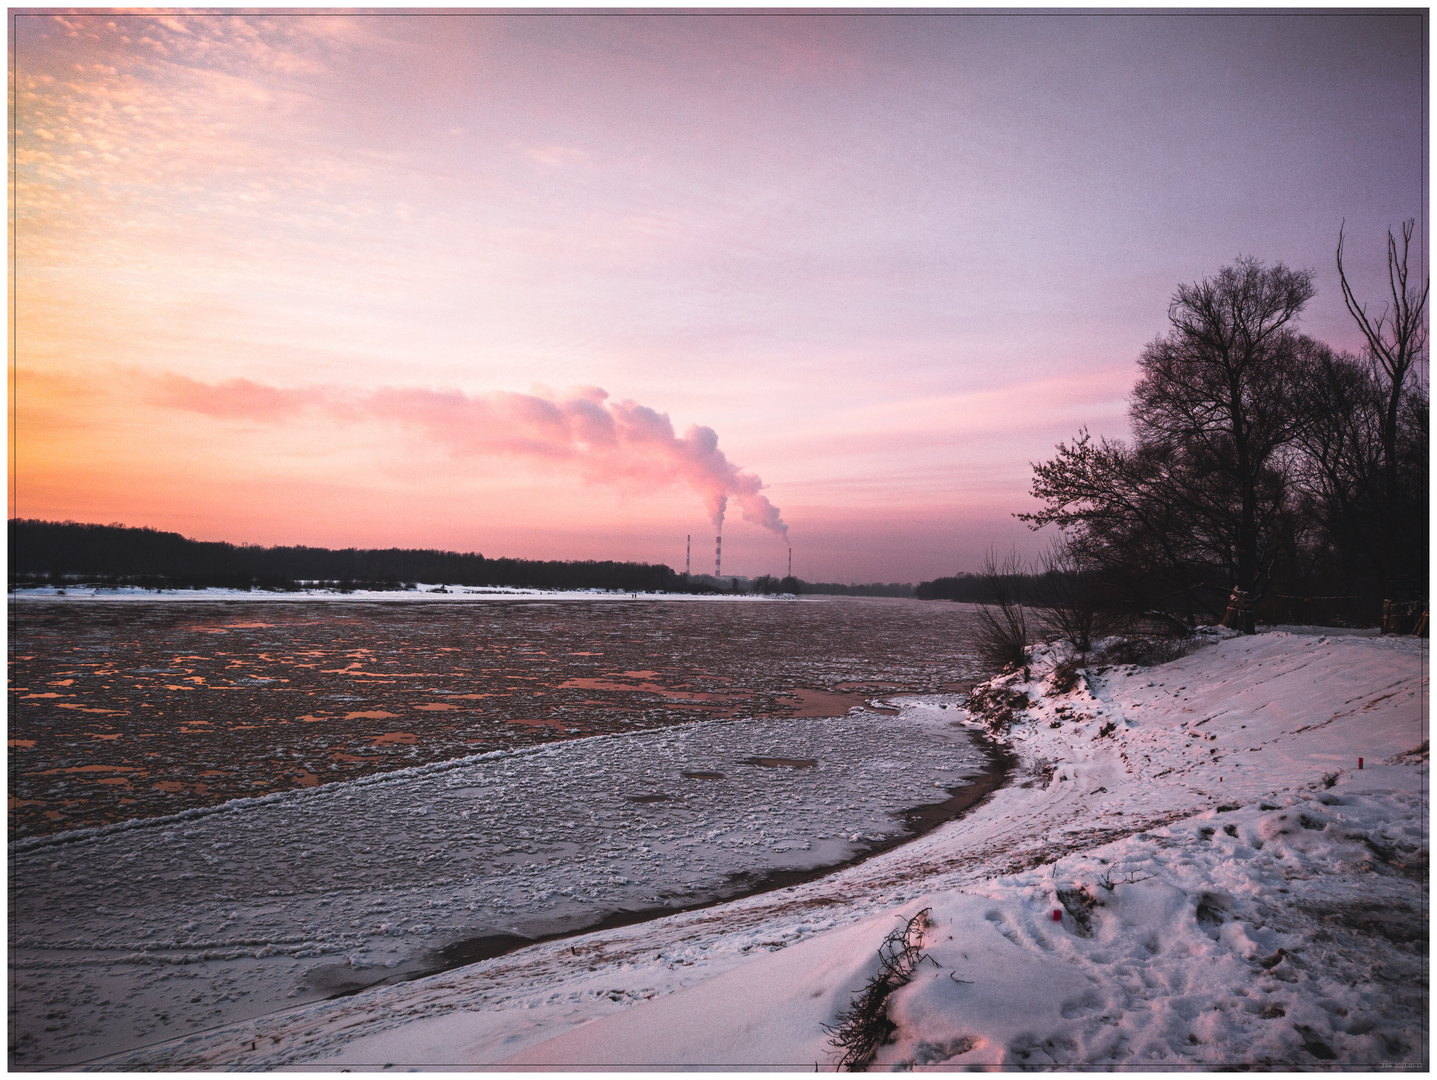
top-left (915, 573), bottom-right (991, 602)
top-left (919, 225), bottom-right (1428, 634)
top-left (748, 575), bottom-right (803, 595)
top-left (796, 581), bottom-right (915, 598)
top-left (736, 577), bottom-right (911, 597)
top-left (8, 520), bottom-right (700, 594)
top-left (9, 520), bottom-right (923, 599)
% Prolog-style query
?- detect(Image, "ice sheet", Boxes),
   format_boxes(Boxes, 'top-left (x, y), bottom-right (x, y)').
top-left (10, 706), bottom-right (986, 1065)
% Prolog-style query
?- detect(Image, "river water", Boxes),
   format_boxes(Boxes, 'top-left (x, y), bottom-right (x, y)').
top-left (9, 595), bottom-right (994, 1066)
top-left (9, 595), bottom-right (984, 840)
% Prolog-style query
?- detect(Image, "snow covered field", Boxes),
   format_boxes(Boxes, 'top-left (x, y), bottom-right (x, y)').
top-left (55, 626), bottom-right (1424, 1070)
top-left (10, 705), bottom-right (988, 1066)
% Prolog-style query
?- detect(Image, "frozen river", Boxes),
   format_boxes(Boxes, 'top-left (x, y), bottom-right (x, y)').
top-left (9, 594), bottom-right (982, 839)
top-left (9, 595), bottom-right (994, 1065)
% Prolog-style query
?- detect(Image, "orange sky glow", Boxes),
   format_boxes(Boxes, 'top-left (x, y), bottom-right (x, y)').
top-left (9, 12), bottom-right (1425, 581)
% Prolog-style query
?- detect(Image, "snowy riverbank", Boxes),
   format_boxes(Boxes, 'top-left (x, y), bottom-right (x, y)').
top-left (63, 628), bottom-right (1428, 1068)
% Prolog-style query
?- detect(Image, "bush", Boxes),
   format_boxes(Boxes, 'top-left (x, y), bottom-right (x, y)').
top-left (824, 909), bottom-right (933, 1070)
top-left (1094, 635), bottom-right (1193, 668)
top-left (1033, 537), bottom-right (1100, 653)
top-left (1049, 659), bottom-right (1083, 694)
top-left (973, 548), bottom-right (1030, 671)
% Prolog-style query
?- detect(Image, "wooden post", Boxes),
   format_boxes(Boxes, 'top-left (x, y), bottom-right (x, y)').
top-left (1220, 588), bottom-right (1255, 634)
top-left (1382, 600), bottom-right (1427, 636)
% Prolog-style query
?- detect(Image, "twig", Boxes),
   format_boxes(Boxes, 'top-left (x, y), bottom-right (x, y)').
top-left (823, 909), bottom-right (933, 1070)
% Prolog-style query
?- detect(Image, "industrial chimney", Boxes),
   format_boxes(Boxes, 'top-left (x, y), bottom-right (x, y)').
top-left (715, 534), bottom-right (722, 578)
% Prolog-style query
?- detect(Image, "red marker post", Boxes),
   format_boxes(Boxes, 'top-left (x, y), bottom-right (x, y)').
top-left (1358, 757), bottom-right (1364, 770)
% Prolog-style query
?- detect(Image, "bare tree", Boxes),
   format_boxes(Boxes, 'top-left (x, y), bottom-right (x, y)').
top-left (1023, 429), bottom-right (1223, 627)
top-left (1022, 247), bottom-right (1424, 633)
top-left (1033, 535), bottom-right (1099, 653)
top-left (973, 546), bottom-right (1029, 670)
top-left (1336, 220), bottom-right (1429, 595)
top-left (1290, 344), bottom-right (1384, 577)
top-left (1131, 258), bottom-right (1316, 629)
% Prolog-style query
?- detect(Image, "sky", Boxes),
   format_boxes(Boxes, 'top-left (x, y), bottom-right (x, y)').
top-left (9, 10), bottom-right (1428, 583)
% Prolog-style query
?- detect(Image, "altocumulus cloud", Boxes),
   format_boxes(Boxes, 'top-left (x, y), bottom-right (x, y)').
top-left (151, 374), bottom-right (788, 538)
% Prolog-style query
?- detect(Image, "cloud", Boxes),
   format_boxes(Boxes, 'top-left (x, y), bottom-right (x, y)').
top-left (153, 376), bottom-right (788, 537)
top-left (149, 373), bottom-right (310, 420)
top-left (523, 144), bottom-right (592, 169)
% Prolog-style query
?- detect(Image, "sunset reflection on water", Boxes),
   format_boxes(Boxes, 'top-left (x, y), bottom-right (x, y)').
top-left (8, 598), bottom-right (981, 839)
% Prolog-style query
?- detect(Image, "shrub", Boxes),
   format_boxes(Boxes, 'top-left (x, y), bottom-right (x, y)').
top-left (1033, 537), bottom-right (1100, 652)
top-left (1049, 659), bottom-right (1082, 694)
top-left (1095, 635), bottom-right (1192, 668)
top-left (973, 548), bottom-right (1029, 671)
top-left (824, 909), bottom-right (933, 1069)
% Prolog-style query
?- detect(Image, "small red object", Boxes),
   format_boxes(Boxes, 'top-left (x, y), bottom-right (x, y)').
top-left (1358, 757), bottom-right (1363, 770)
top-left (1052, 909), bottom-right (1063, 922)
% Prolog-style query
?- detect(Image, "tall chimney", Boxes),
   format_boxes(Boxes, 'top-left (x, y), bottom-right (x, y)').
top-left (715, 534), bottom-right (722, 578)
top-left (685, 534), bottom-right (690, 576)
top-left (788, 546), bottom-right (792, 579)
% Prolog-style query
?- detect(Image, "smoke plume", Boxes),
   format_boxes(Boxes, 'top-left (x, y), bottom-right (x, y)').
top-left (152, 375), bottom-right (787, 538)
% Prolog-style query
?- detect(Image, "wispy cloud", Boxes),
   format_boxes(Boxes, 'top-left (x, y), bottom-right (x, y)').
top-left (523, 144), bottom-right (592, 169)
top-left (12, 14), bottom-right (410, 257)
top-left (150, 373), bottom-right (311, 420)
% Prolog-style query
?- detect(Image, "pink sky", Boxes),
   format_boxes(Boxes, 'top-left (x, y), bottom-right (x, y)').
top-left (9, 12), bottom-right (1426, 582)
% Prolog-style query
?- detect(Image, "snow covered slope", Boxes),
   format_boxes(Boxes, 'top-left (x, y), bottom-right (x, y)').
top-left (89, 629), bottom-right (1427, 1069)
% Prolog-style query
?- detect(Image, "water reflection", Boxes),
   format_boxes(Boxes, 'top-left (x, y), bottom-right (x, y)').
top-left (9, 598), bottom-right (981, 839)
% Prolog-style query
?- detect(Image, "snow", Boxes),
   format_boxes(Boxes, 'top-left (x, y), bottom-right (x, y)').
top-left (10, 706), bottom-right (985, 1065)
top-left (871, 788), bottom-right (1427, 1068)
top-left (16, 628), bottom-right (1428, 1068)
top-left (9, 584), bottom-right (799, 603)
